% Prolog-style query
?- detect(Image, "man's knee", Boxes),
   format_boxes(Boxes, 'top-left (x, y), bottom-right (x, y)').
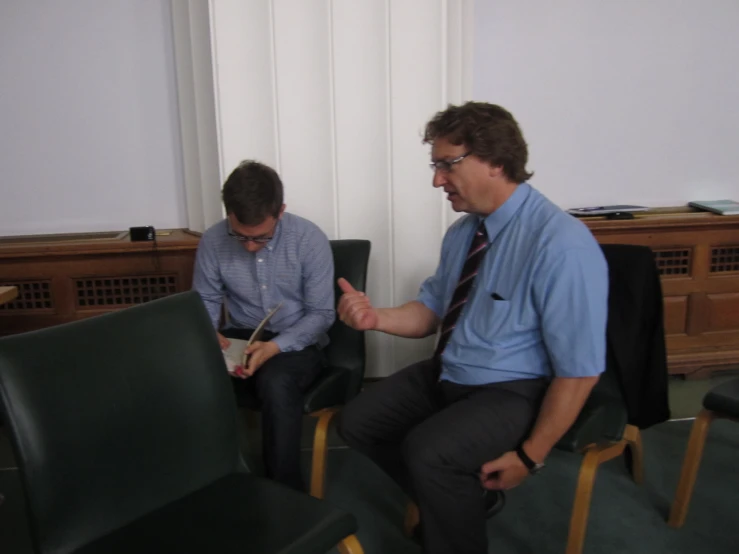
top-left (402, 426), bottom-right (460, 476)
top-left (255, 366), bottom-right (301, 407)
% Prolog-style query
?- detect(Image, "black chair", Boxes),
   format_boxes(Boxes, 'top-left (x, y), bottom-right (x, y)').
top-left (405, 244), bottom-right (669, 554)
top-left (546, 243), bottom-right (669, 554)
top-left (239, 240), bottom-right (370, 499)
top-left (668, 377), bottom-right (739, 527)
top-left (0, 291), bottom-right (364, 554)
top-left (306, 239), bottom-right (370, 498)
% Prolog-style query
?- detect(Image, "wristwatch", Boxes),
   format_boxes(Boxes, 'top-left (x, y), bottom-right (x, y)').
top-left (516, 445), bottom-right (545, 474)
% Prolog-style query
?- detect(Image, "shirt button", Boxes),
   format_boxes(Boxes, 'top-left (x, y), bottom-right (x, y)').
top-left (261, 285), bottom-right (267, 290)
top-left (257, 259), bottom-right (263, 262)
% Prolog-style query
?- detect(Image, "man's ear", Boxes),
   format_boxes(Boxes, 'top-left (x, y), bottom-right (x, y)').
top-left (278, 204), bottom-right (286, 219)
top-left (488, 165), bottom-right (503, 178)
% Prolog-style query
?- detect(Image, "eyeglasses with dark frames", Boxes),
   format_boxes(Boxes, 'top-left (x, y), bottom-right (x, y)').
top-left (227, 220), bottom-right (276, 244)
top-left (429, 151), bottom-right (472, 172)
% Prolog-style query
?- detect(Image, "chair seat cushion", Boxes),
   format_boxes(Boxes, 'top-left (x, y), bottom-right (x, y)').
top-left (303, 366), bottom-right (352, 413)
top-left (73, 473), bottom-right (357, 554)
top-left (703, 377), bottom-right (739, 418)
top-left (556, 391), bottom-right (628, 452)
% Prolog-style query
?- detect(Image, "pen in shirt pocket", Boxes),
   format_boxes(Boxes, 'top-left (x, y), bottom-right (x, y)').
top-left (490, 293), bottom-right (505, 301)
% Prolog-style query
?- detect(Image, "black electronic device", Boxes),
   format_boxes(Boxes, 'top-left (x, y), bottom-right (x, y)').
top-left (129, 226), bottom-right (155, 242)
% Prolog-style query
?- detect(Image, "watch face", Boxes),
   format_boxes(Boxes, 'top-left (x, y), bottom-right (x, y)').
top-left (531, 463), bottom-right (545, 475)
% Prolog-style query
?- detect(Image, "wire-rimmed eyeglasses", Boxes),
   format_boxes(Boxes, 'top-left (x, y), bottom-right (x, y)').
top-left (429, 151), bottom-right (472, 172)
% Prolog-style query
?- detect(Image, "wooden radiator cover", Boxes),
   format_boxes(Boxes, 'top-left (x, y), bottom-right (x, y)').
top-left (0, 229), bottom-right (200, 336)
top-left (584, 208), bottom-right (739, 377)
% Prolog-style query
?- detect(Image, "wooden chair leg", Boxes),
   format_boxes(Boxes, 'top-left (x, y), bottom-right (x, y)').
top-left (568, 440), bottom-right (627, 554)
top-left (623, 424), bottom-right (644, 484)
top-left (668, 409), bottom-right (716, 528)
top-left (310, 408), bottom-right (339, 499)
top-left (403, 500), bottom-right (420, 538)
top-left (337, 534), bottom-right (365, 554)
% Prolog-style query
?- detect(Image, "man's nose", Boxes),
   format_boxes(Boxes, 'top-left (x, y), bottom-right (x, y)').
top-left (432, 169), bottom-right (448, 188)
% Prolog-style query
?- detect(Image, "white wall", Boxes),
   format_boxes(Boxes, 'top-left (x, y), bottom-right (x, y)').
top-left (184, 0), bottom-right (474, 377)
top-left (473, 0), bottom-right (739, 210)
top-left (0, 0), bottom-right (186, 236)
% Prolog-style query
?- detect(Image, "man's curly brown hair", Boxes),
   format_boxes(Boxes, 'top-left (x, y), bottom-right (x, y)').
top-left (424, 101), bottom-right (533, 183)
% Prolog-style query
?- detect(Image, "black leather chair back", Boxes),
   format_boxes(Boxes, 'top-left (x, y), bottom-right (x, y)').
top-left (0, 291), bottom-right (242, 554)
top-left (326, 240), bottom-right (371, 401)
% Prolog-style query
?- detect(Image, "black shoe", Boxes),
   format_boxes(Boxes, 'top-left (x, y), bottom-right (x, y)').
top-left (484, 489), bottom-right (506, 518)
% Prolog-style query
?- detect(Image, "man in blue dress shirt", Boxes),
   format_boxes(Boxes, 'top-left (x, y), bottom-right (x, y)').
top-left (193, 160), bottom-right (335, 492)
top-left (337, 102), bottom-right (608, 554)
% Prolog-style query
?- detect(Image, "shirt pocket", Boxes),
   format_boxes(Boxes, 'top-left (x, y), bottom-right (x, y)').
top-left (467, 292), bottom-right (515, 339)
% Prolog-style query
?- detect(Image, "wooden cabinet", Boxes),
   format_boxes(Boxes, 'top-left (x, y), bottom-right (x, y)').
top-left (0, 229), bottom-right (201, 336)
top-left (583, 209), bottom-right (739, 377)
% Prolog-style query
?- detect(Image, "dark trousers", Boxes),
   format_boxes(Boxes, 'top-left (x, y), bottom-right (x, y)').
top-left (337, 359), bottom-right (548, 554)
top-left (221, 328), bottom-right (323, 492)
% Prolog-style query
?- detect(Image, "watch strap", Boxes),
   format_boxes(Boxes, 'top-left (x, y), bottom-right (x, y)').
top-left (516, 445), bottom-right (538, 472)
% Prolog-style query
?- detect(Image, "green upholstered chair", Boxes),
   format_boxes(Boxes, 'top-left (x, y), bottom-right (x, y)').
top-left (238, 239), bottom-right (370, 499)
top-left (306, 239), bottom-right (370, 498)
top-left (0, 291), bottom-right (364, 554)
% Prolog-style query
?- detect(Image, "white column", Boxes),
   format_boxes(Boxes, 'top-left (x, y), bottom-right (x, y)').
top-left (172, 0), bottom-right (474, 377)
top-left (170, 0), bottom-right (223, 233)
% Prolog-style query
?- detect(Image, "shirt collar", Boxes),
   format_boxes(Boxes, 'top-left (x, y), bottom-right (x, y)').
top-left (480, 183), bottom-right (531, 243)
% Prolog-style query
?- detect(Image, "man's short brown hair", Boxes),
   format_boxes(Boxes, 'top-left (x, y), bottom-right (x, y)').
top-left (221, 161), bottom-right (283, 225)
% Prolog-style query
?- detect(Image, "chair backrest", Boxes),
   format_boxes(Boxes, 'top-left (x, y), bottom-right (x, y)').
top-left (325, 239), bottom-right (371, 401)
top-left (0, 291), bottom-right (242, 554)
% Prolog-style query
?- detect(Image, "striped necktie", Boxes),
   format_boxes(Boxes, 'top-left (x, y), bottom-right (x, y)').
top-left (434, 221), bottom-right (489, 358)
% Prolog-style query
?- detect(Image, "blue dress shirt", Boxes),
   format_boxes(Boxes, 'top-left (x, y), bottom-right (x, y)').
top-left (192, 213), bottom-right (335, 353)
top-left (418, 184), bottom-right (608, 385)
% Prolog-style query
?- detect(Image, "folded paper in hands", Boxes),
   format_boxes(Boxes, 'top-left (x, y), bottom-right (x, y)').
top-left (222, 303), bottom-right (283, 377)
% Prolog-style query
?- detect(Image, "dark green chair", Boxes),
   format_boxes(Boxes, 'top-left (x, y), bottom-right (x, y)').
top-left (668, 377), bottom-right (739, 528)
top-left (0, 291), bottom-right (364, 554)
top-left (553, 351), bottom-right (643, 554)
top-left (549, 243), bottom-right (670, 554)
top-left (238, 240), bottom-right (371, 499)
top-left (306, 240), bottom-right (370, 498)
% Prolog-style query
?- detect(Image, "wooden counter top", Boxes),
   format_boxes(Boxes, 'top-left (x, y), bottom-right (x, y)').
top-left (0, 228), bottom-right (201, 259)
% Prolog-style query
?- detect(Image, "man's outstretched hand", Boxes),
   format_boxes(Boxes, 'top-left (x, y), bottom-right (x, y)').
top-left (337, 277), bottom-right (378, 331)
